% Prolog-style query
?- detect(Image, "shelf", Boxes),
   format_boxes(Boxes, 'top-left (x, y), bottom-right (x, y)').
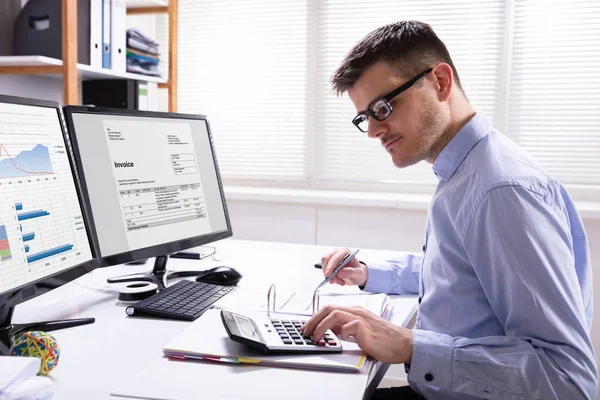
top-left (126, 0), bottom-right (168, 9)
top-left (0, 56), bottom-right (167, 84)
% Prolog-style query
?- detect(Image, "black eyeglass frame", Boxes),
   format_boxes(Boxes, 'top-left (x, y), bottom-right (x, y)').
top-left (352, 68), bottom-right (434, 133)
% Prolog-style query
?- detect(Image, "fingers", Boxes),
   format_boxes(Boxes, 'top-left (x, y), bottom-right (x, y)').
top-left (336, 267), bottom-right (362, 285)
top-left (340, 319), bottom-right (365, 341)
top-left (320, 248), bottom-right (340, 275)
top-left (311, 309), bottom-right (357, 341)
top-left (301, 305), bottom-right (365, 341)
top-left (323, 248), bottom-right (350, 277)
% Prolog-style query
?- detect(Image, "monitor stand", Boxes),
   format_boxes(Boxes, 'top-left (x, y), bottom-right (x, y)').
top-left (0, 307), bottom-right (95, 355)
top-left (106, 255), bottom-right (205, 291)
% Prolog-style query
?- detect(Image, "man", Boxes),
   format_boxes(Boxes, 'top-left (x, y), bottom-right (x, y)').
top-left (301, 21), bottom-right (597, 399)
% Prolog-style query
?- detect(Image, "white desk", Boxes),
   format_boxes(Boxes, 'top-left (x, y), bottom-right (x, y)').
top-left (12, 239), bottom-right (418, 400)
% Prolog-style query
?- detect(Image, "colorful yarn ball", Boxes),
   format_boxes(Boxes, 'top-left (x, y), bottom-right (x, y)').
top-left (9, 331), bottom-right (60, 376)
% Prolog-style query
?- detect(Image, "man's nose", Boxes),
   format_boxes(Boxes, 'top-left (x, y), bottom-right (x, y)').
top-left (367, 118), bottom-right (387, 139)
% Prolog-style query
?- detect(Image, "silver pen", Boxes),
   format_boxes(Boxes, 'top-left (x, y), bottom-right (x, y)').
top-left (318, 249), bottom-right (360, 289)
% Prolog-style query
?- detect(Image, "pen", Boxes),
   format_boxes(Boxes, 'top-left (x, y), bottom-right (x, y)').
top-left (318, 249), bottom-right (360, 288)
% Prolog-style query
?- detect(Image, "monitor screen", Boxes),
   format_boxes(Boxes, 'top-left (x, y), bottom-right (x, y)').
top-left (0, 96), bottom-right (95, 298)
top-left (63, 107), bottom-right (232, 265)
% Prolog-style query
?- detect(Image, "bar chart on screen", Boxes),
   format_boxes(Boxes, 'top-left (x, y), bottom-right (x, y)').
top-left (0, 103), bottom-right (92, 294)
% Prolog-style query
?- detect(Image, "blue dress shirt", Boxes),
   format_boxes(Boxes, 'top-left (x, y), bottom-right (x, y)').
top-left (363, 113), bottom-right (597, 399)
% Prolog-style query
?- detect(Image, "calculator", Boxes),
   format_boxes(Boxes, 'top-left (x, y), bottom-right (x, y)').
top-left (220, 310), bottom-right (343, 354)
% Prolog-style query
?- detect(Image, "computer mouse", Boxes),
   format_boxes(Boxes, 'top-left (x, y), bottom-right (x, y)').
top-left (195, 266), bottom-right (242, 286)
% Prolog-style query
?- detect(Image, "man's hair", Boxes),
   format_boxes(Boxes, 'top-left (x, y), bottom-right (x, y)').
top-left (331, 21), bottom-right (463, 96)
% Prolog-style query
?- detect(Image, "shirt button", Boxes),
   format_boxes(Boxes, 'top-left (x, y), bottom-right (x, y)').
top-left (422, 245), bottom-right (426, 252)
top-left (418, 297), bottom-right (422, 304)
top-left (425, 373), bottom-right (434, 382)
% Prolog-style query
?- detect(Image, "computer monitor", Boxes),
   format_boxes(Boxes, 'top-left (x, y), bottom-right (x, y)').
top-left (0, 95), bottom-right (98, 354)
top-left (62, 106), bottom-right (232, 289)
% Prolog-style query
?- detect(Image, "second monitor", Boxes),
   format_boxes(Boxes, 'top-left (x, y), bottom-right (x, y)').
top-left (63, 106), bottom-right (233, 287)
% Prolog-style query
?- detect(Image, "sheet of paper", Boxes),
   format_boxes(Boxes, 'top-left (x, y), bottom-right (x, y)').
top-left (0, 356), bottom-right (40, 393)
top-left (213, 285), bottom-right (298, 313)
top-left (279, 292), bottom-right (389, 317)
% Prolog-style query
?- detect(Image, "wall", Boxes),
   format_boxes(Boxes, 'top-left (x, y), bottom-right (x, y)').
top-left (227, 198), bottom-right (600, 393)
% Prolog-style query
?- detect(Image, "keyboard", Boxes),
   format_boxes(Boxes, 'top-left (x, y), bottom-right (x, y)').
top-left (127, 280), bottom-right (235, 321)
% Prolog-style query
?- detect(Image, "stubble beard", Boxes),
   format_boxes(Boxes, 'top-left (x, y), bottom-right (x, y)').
top-left (391, 97), bottom-right (447, 169)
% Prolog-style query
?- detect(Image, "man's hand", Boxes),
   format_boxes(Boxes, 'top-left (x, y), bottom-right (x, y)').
top-left (322, 248), bottom-right (368, 287)
top-left (301, 305), bottom-right (414, 364)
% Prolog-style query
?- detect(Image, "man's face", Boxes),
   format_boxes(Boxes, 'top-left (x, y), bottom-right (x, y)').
top-left (348, 62), bottom-right (449, 168)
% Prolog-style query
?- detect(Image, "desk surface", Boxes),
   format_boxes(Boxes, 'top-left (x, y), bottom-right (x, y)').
top-left (13, 239), bottom-right (417, 400)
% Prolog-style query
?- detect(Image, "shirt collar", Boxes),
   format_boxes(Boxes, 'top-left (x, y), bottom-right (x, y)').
top-left (432, 113), bottom-right (492, 182)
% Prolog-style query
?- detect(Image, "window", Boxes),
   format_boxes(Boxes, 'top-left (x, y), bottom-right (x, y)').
top-left (508, 0), bottom-right (600, 196)
top-left (158, 0), bottom-right (600, 197)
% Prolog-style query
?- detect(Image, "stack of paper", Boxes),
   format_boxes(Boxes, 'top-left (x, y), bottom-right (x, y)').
top-left (126, 29), bottom-right (161, 77)
top-left (0, 356), bottom-right (54, 399)
top-left (0, 356), bottom-right (40, 393)
top-left (163, 309), bottom-right (368, 373)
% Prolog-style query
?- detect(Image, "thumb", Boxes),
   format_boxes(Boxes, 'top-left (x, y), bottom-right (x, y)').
top-left (338, 268), bottom-right (362, 285)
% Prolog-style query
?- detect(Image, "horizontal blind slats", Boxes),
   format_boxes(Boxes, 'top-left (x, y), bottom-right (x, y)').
top-left (155, 0), bottom-right (600, 191)
top-left (508, 0), bottom-right (600, 186)
top-left (315, 0), bottom-right (504, 184)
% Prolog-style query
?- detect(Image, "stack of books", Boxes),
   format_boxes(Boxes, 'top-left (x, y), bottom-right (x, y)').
top-left (126, 29), bottom-right (161, 77)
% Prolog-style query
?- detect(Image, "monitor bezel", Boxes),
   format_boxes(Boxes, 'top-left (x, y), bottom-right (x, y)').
top-left (0, 94), bottom-right (100, 308)
top-left (62, 105), bottom-right (233, 267)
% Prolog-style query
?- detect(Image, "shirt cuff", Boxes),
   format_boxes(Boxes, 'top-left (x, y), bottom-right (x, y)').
top-left (362, 262), bottom-right (394, 293)
top-left (408, 329), bottom-right (454, 390)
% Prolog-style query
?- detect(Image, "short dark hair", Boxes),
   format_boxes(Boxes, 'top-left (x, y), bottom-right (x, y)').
top-left (331, 21), bottom-right (463, 95)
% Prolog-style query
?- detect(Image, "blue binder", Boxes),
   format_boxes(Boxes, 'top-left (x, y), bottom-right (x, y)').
top-left (102, 0), bottom-right (111, 69)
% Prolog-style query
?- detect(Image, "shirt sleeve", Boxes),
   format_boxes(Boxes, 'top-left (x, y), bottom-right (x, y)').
top-left (362, 253), bottom-right (421, 295)
top-left (408, 185), bottom-right (597, 399)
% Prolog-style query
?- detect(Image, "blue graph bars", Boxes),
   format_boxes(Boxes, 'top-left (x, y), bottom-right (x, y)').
top-left (22, 232), bottom-right (35, 242)
top-left (15, 202), bottom-right (75, 263)
top-left (27, 244), bottom-right (73, 263)
top-left (17, 209), bottom-right (50, 221)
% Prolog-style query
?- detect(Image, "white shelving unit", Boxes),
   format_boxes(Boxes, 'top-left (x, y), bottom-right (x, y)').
top-left (0, 0), bottom-right (177, 111)
top-left (0, 55), bottom-right (166, 83)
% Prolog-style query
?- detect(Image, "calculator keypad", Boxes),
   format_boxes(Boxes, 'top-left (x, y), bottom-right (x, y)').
top-left (271, 319), bottom-right (338, 347)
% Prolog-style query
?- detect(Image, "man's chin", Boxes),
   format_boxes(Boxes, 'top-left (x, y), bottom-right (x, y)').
top-left (391, 155), bottom-right (419, 169)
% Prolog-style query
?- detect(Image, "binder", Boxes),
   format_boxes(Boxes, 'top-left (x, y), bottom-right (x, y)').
top-left (215, 282), bottom-right (390, 317)
top-left (110, 0), bottom-right (126, 73)
top-left (89, 0), bottom-right (103, 68)
top-left (162, 309), bottom-right (370, 373)
top-left (101, 0), bottom-right (111, 69)
top-left (146, 82), bottom-right (158, 111)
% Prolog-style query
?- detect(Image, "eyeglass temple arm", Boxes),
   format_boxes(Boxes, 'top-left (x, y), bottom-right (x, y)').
top-left (383, 67), bottom-right (434, 102)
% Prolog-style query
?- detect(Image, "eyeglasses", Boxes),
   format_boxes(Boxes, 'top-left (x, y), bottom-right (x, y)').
top-left (352, 68), bottom-right (433, 133)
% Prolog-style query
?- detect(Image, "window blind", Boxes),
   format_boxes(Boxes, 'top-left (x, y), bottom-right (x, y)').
top-left (158, 0), bottom-right (600, 196)
top-left (314, 0), bottom-right (505, 188)
top-left (160, 0), bottom-right (309, 182)
top-left (508, 0), bottom-right (600, 187)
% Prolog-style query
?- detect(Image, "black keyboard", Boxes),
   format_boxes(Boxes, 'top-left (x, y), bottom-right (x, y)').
top-left (127, 280), bottom-right (235, 321)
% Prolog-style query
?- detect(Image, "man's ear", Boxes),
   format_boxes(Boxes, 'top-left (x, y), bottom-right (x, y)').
top-left (432, 63), bottom-right (453, 102)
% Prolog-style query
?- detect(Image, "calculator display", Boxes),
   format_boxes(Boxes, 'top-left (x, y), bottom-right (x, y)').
top-left (233, 313), bottom-right (260, 340)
